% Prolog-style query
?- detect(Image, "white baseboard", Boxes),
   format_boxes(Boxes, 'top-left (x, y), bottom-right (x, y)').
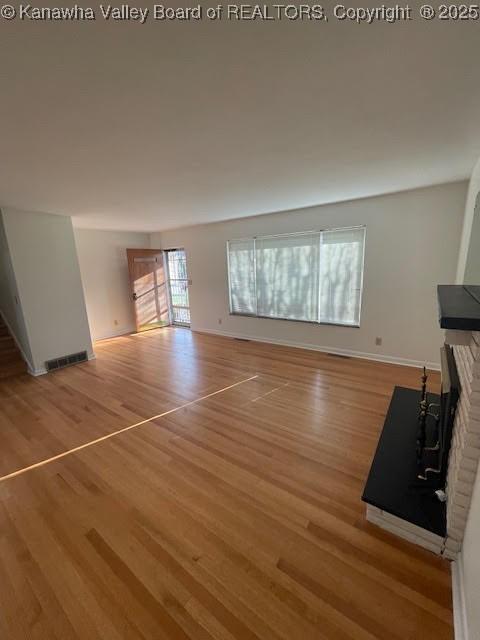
top-left (0, 309), bottom-right (36, 375)
top-left (452, 555), bottom-right (469, 640)
top-left (26, 352), bottom-right (95, 377)
top-left (193, 327), bottom-right (441, 371)
top-left (93, 326), bottom-right (135, 342)
top-left (29, 365), bottom-right (47, 377)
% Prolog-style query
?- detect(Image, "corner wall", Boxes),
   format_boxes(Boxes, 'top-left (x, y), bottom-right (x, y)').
top-left (0, 210), bottom-right (34, 367)
top-left (2, 209), bottom-right (93, 374)
top-left (456, 157), bottom-right (480, 283)
top-left (151, 181), bottom-right (467, 368)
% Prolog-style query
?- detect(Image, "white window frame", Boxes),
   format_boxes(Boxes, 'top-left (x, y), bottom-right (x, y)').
top-left (227, 225), bottom-right (366, 328)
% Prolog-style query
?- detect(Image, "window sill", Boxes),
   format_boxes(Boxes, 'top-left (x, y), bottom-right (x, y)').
top-left (228, 312), bottom-right (360, 329)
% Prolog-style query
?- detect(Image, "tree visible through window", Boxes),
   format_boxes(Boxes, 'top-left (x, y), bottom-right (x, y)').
top-left (227, 227), bottom-right (365, 327)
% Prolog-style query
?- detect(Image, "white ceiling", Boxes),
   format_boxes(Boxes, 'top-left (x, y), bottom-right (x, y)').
top-left (1, 9), bottom-right (479, 232)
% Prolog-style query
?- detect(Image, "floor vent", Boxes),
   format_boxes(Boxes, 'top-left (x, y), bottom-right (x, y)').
top-left (234, 338), bottom-right (251, 342)
top-left (45, 351), bottom-right (88, 372)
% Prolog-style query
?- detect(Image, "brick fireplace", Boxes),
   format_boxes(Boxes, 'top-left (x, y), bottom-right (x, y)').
top-left (363, 285), bottom-right (480, 559)
top-left (443, 331), bottom-right (480, 559)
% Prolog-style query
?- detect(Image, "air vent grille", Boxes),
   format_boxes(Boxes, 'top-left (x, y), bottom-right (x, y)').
top-left (45, 351), bottom-right (88, 372)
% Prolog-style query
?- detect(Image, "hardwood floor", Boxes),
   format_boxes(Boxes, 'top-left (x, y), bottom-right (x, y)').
top-left (0, 328), bottom-right (451, 639)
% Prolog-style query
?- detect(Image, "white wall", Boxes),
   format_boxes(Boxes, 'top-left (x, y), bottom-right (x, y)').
top-left (457, 157), bottom-right (480, 283)
top-left (0, 211), bottom-right (33, 366)
top-left (462, 158), bottom-right (480, 284)
top-left (2, 209), bottom-right (93, 374)
top-left (454, 157), bottom-right (480, 640)
top-left (464, 199), bottom-right (480, 284)
top-left (151, 181), bottom-right (466, 368)
top-left (74, 228), bottom-right (150, 341)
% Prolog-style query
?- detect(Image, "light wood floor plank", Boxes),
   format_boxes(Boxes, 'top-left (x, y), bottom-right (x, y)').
top-left (0, 328), bottom-right (451, 639)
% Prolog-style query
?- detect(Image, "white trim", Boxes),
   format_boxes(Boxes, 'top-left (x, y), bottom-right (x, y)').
top-left (356, 226), bottom-right (366, 328)
top-left (28, 351), bottom-right (95, 377)
top-left (366, 505), bottom-right (445, 555)
top-left (193, 327), bottom-right (441, 371)
top-left (29, 366), bottom-right (47, 376)
top-left (0, 309), bottom-right (35, 375)
top-left (92, 326), bottom-right (135, 342)
top-left (164, 250), bottom-right (174, 326)
top-left (452, 555), bottom-right (469, 640)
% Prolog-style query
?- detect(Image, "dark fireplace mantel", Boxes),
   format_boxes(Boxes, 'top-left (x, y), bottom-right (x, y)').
top-left (437, 284), bottom-right (480, 331)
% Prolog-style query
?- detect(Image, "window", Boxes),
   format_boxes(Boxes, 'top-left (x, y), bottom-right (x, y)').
top-left (227, 226), bottom-right (365, 327)
top-left (166, 249), bottom-right (191, 325)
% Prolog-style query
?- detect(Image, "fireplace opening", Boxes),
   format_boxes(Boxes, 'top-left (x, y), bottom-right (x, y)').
top-left (416, 345), bottom-right (460, 491)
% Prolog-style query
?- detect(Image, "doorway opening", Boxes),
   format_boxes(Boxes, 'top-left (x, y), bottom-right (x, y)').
top-left (165, 249), bottom-right (191, 326)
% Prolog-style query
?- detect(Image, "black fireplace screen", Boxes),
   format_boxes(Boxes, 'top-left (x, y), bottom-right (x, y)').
top-left (417, 345), bottom-right (460, 488)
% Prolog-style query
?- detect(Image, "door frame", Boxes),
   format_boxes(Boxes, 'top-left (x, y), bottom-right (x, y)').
top-left (164, 248), bottom-right (191, 327)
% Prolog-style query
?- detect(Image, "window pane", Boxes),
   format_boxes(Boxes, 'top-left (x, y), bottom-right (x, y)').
top-left (255, 233), bottom-right (319, 322)
top-left (227, 227), bottom-right (365, 327)
top-left (167, 250), bottom-right (187, 280)
top-left (170, 279), bottom-right (189, 308)
top-left (228, 239), bottom-right (256, 315)
top-left (167, 249), bottom-right (190, 326)
top-left (172, 307), bottom-right (191, 324)
top-left (319, 227), bottom-right (365, 326)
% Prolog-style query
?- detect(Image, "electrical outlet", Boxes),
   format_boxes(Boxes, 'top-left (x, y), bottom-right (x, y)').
top-left (114, 319), bottom-right (119, 326)
top-left (375, 337), bottom-right (382, 346)
top-left (218, 318), bottom-right (222, 325)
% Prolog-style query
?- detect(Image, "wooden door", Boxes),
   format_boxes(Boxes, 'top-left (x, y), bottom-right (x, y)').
top-left (126, 249), bottom-right (169, 332)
